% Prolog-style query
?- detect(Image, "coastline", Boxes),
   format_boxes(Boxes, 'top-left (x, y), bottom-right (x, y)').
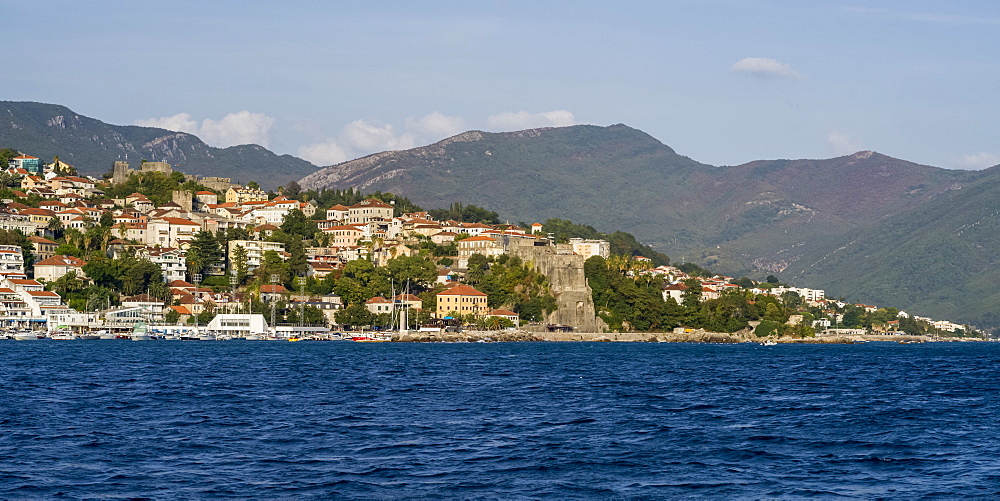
top-left (393, 329), bottom-right (985, 344)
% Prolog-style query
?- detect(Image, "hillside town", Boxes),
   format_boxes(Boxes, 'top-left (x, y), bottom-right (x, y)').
top-left (0, 151), bottom-right (982, 341)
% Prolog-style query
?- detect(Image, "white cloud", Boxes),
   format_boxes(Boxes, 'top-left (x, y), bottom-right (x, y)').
top-left (199, 111), bottom-right (275, 148)
top-left (827, 131), bottom-right (864, 155)
top-left (731, 57), bottom-right (803, 79)
top-left (404, 112), bottom-right (466, 137)
top-left (341, 120), bottom-right (417, 152)
top-left (953, 152), bottom-right (1000, 170)
top-left (298, 115), bottom-right (440, 166)
top-left (487, 110), bottom-right (577, 130)
top-left (299, 109), bottom-right (580, 166)
top-left (135, 110), bottom-right (274, 148)
top-left (297, 140), bottom-right (352, 166)
top-left (135, 113), bottom-right (200, 135)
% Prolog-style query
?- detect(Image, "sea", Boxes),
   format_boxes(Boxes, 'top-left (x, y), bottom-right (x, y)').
top-left (1, 341), bottom-right (999, 499)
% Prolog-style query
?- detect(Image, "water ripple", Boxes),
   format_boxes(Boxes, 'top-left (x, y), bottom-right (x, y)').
top-left (1, 341), bottom-right (999, 498)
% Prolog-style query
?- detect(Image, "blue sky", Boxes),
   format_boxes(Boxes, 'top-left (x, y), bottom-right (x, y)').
top-left (5, 0), bottom-right (999, 169)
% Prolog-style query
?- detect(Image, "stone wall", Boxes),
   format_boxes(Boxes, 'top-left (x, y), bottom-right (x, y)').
top-left (140, 161), bottom-right (172, 174)
top-left (111, 161), bottom-right (132, 184)
top-left (172, 191), bottom-right (193, 212)
top-left (508, 238), bottom-right (607, 332)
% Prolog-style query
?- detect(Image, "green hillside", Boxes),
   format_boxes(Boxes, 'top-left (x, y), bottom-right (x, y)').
top-left (0, 101), bottom-right (317, 189)
top-left (300, 124), bottom-right (994, 327)
top-left (784, 166), bottom-right (1000, 327)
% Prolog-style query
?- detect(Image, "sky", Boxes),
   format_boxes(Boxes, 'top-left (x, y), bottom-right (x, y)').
top-left (4, 0), bottom-right (999, 169)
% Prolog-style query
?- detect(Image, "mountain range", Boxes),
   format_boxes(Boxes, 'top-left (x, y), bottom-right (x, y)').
top-left (4, 101), bottom-right (996, 328)
top-left (0, 101), bottom-right (317, 189)
top-left (300, 124), bottom-right (1000, 329)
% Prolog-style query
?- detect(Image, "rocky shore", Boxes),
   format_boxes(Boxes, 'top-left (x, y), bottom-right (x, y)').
top-left (391, 329), bottom-right (981, 344)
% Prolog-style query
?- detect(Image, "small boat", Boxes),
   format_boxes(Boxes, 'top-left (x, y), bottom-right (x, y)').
top-left (761, 340), bottom-right (778, 346)
top-left (352, 333), bottom-right (392, 342)
top-left (14, 331), bottom-right (40, 341)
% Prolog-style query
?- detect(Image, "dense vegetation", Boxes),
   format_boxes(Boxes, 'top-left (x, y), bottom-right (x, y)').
top-left (541, 218), bottom-right (670, 266)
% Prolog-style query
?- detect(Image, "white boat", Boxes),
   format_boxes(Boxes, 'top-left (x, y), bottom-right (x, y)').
top-left (762, 340), bottom-right (778, 346)
top-left (51, 332), bottom-right (79, 340)
top-left (131, 323), bottom-right (153, 340)
top-left (13, 331), bottom-right (40, 341)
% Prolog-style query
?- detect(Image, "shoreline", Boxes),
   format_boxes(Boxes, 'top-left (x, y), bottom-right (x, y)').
top-left (393, 329), bottom-right (986, 344)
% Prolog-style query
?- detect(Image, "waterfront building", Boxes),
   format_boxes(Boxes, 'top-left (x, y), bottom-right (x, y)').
top-left (436, 284), bottom-right (488, 318)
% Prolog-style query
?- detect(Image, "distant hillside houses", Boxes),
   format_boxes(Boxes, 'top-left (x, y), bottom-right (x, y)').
top-left (0, 150), bottom-right (976, 335)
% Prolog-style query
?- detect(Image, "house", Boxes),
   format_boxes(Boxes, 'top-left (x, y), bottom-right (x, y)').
top-left (568, 238), bottom-right (611, 259)
top-left (139, 247), bottom-right (187, 283)
top-left (146, 217), bottom-right (201, 247)
top-left (325, 204), bottom-right (350, 222)
top-left (29, 236), bottom-right (58, 262)
top-left (260, 284), bottom-right (289, 303)
top-left (457, 235), bottom-right (505, 267)
top-left (9, 155), bottom-right (42, 174)
top-left (346, 199), bottom-right (394, 225)
top-left (195, 191), bottom-right (218, 207)
top-left (365, 296), bottom-right (393, 314)
top-left (435, 284), bottom-right (488, 318)
top-left (487, 308), bottom-right (520, 327)
top-left (225, 186), bottom-right (269, 204)
top-left (393, 293), bottom-right (422, 311)
top-left (33, 255), bottom-right (88, 282)
top-left (0, 245), bottom-right (25, 274)
top-left (322, 225), bottom-right (365, 247)
top-left (663, 282), bottom-right (688, 303)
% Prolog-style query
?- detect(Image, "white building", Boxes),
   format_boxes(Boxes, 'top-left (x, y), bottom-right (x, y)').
top-left (205, 313), bottom-right (270, 336)
top-left (568, 238), bottom-right (611, 259)
top-left (0, 244), bottom-right (25, 274)
top-left (140, 247), bottom-right (187, 283)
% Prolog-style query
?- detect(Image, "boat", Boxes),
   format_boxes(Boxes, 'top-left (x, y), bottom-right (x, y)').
top-left (13, 331), bottom-right (40, 341)
top-left (51, 331), bottom-right (79, 340)
top-left (352, 332), bottom-right (392, 342)
top-left (131, 323), bottom-right (153, 341)
top-left (761, 340), bottom-right (778, 346)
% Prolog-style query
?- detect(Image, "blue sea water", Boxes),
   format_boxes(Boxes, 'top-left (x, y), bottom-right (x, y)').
top-left (2, 341), bottom-right (999, 499)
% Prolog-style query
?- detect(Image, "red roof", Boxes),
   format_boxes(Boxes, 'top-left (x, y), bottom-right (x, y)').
top-left (437, 284), bottom-right (487, 297)
top-left (157, 217), bottom-right (200, 226)
top-left (260, 285), bottom-right (288, 293)
top-left (34, 255), bottom-right (87, 267)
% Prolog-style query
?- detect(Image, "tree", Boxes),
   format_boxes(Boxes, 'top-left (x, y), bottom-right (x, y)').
top-left (385, 255), bottom-right (437, 291)
top-left (336, 303), bottom-right (373, 329)
top-left (99, 211), bottom-right (115, 228)
top-left (53, 243), bottom-right (84, 257)
top-left (231, 244), bottom-right (250, 285)
top-left (165, 308), bottom-right (181, 324)
top-left (122, 259), bottom-right (165, 296)
top-left (283, 181), bottom-right (301, 199)
top-left (681, 278), bottom-right (702, 308)
top-left (255, 249), bottom-right (289, 285)
top-left (0, 148), bottom-right (18, 167)
top-left (279, 209), bottom-right (318, 239)
top-left (186, 231), bottom-right (223, 277)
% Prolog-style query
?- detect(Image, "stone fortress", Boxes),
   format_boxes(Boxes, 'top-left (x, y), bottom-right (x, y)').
top-left (507, 238), bottom-right (608, 333)
top-left (110, 160), bottom-right (237, 193)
